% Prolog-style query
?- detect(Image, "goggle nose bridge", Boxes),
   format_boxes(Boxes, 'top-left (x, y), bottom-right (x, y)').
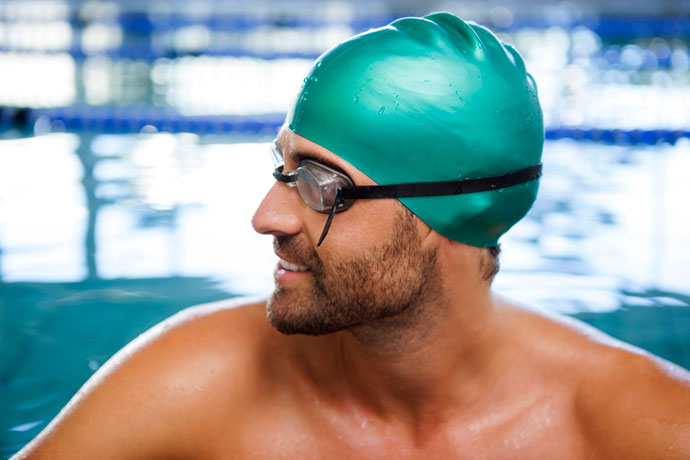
top-left (273, 165), bottom-right (300, 188)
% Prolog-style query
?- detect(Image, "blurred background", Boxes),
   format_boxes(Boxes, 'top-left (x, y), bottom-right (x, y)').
top-left (1, 0), bottom-right (689, 455)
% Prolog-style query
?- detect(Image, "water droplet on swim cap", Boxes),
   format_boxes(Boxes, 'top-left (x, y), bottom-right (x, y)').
top-left (286, 12), bottom-right (543, 247)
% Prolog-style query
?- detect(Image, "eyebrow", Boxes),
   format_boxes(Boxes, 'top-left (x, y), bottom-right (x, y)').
top-left (281, 144), bottom-right (347, 174)
top-left (287, 149), bottom-right (320, 164)
top-left (274, 134), bottom-right (351, 174)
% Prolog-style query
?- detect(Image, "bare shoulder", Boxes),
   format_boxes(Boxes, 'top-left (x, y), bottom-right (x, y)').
top-left (13, 297), bottom-right (274, 460)
top-left (573, 334), bottom-right (690, 459)
top-left (504, 301), bottom-right (690, 459)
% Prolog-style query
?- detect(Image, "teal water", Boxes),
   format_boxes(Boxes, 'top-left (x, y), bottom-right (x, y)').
top-left (0, 278), bottom-right (231, 456)
top-left (0, 131), bottom-right (689, 457)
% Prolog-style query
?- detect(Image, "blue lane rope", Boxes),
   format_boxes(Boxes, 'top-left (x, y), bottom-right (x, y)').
top-left (0, 15), bottom-right (689, 64)
top-left (99, 13), bottom-right (690, 39)
top-left (1, 106), bottom-right (688, 145)
top-left (544, 127), bottom-right (690, 145)
top-left (0, 43), bottom-right (683, 70)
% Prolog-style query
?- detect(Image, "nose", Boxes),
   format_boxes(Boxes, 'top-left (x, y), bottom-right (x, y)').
top-left (251, 181), bottom-right (303, 237)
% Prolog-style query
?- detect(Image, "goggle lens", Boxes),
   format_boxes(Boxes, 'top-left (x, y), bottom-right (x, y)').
top-left (296, 161), bottom-right (353, 212)
top-left (296, 168), bottom-right (325, 210)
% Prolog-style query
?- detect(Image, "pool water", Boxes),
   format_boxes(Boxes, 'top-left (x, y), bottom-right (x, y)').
top-left (1, 131), bottom-right (689, 457)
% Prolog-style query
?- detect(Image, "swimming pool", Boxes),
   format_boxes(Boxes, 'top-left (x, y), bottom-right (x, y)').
top-left (1, 130), bottom-right (689, 457)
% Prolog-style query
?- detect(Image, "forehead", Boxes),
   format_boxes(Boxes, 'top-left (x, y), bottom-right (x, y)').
top-left (277, 126), bottom-right (339, 165)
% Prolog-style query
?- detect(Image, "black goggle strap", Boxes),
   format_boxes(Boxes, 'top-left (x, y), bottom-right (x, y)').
top-left (277, 163), bottom-right (542, 246)
top-left (317, 188), bottom-right (344, 247)
top-left (317, 164), bottom-right (542, 246)
top-left (339, 164), bottom-right (542, 200)
top-left (317, 164), bottom-right (541, 246)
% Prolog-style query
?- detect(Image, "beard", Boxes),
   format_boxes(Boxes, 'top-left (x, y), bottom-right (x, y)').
top-left (266, 209), bottom-right (439, 336)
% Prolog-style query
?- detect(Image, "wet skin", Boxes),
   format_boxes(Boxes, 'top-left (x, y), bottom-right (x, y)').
top-left (13, 130), bottom-right (690, 460)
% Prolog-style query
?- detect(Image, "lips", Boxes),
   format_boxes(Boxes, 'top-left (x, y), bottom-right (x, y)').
top-left (274, 236), bottom-right (316, 273)
top-left (278, 258), bottom-right (310, 272)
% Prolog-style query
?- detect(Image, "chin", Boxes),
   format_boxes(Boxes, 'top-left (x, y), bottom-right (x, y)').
top-left (265, 288), bottom-right (351, 336)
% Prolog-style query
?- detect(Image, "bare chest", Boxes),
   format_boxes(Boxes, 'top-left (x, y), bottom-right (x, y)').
top-left (197, 402), bottom-right (594, 460)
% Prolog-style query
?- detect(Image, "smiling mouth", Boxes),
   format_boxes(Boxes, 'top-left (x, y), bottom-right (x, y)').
top-left (279, 259), bottom-right (310, 272)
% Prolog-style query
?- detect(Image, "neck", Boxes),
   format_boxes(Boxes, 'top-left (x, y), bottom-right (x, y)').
top-left (331, 262), bottom-right (505, 426)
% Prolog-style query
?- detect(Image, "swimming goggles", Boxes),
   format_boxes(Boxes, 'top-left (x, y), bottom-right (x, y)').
top-left (271, 140), bottom-right (543, 246)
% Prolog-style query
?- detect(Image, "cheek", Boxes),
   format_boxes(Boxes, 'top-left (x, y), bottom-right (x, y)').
top-left (317, 200), bottom-right (404, 252)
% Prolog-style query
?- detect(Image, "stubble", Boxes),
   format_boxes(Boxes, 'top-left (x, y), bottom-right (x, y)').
top-left (266, 209), bottom-right (440, 338)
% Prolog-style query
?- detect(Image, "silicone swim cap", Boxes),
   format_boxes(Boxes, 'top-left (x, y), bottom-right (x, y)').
top-left (286, 12), bottom-right (544, 247)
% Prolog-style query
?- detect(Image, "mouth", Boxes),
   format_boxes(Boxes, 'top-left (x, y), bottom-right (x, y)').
top-left (278, 258), bottom-right (310, 272)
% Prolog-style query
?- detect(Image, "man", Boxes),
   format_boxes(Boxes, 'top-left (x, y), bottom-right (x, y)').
top-left (14, 12), bottom-right (690, 459)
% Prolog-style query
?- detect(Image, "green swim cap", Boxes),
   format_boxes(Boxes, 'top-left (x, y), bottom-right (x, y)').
top-left (286, 12), bottom-right (544, 247)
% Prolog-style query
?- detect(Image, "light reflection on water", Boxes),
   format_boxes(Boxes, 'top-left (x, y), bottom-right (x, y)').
top-left (498, 138), bottom-right (690, 312)
top-left (0, 131), bottom-right (689, 457)
top-left (0, 131), bottom-right (276, 291)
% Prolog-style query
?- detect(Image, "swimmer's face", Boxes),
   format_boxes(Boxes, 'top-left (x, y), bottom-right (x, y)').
top-left (251, 127), bottom-right (439, 335)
